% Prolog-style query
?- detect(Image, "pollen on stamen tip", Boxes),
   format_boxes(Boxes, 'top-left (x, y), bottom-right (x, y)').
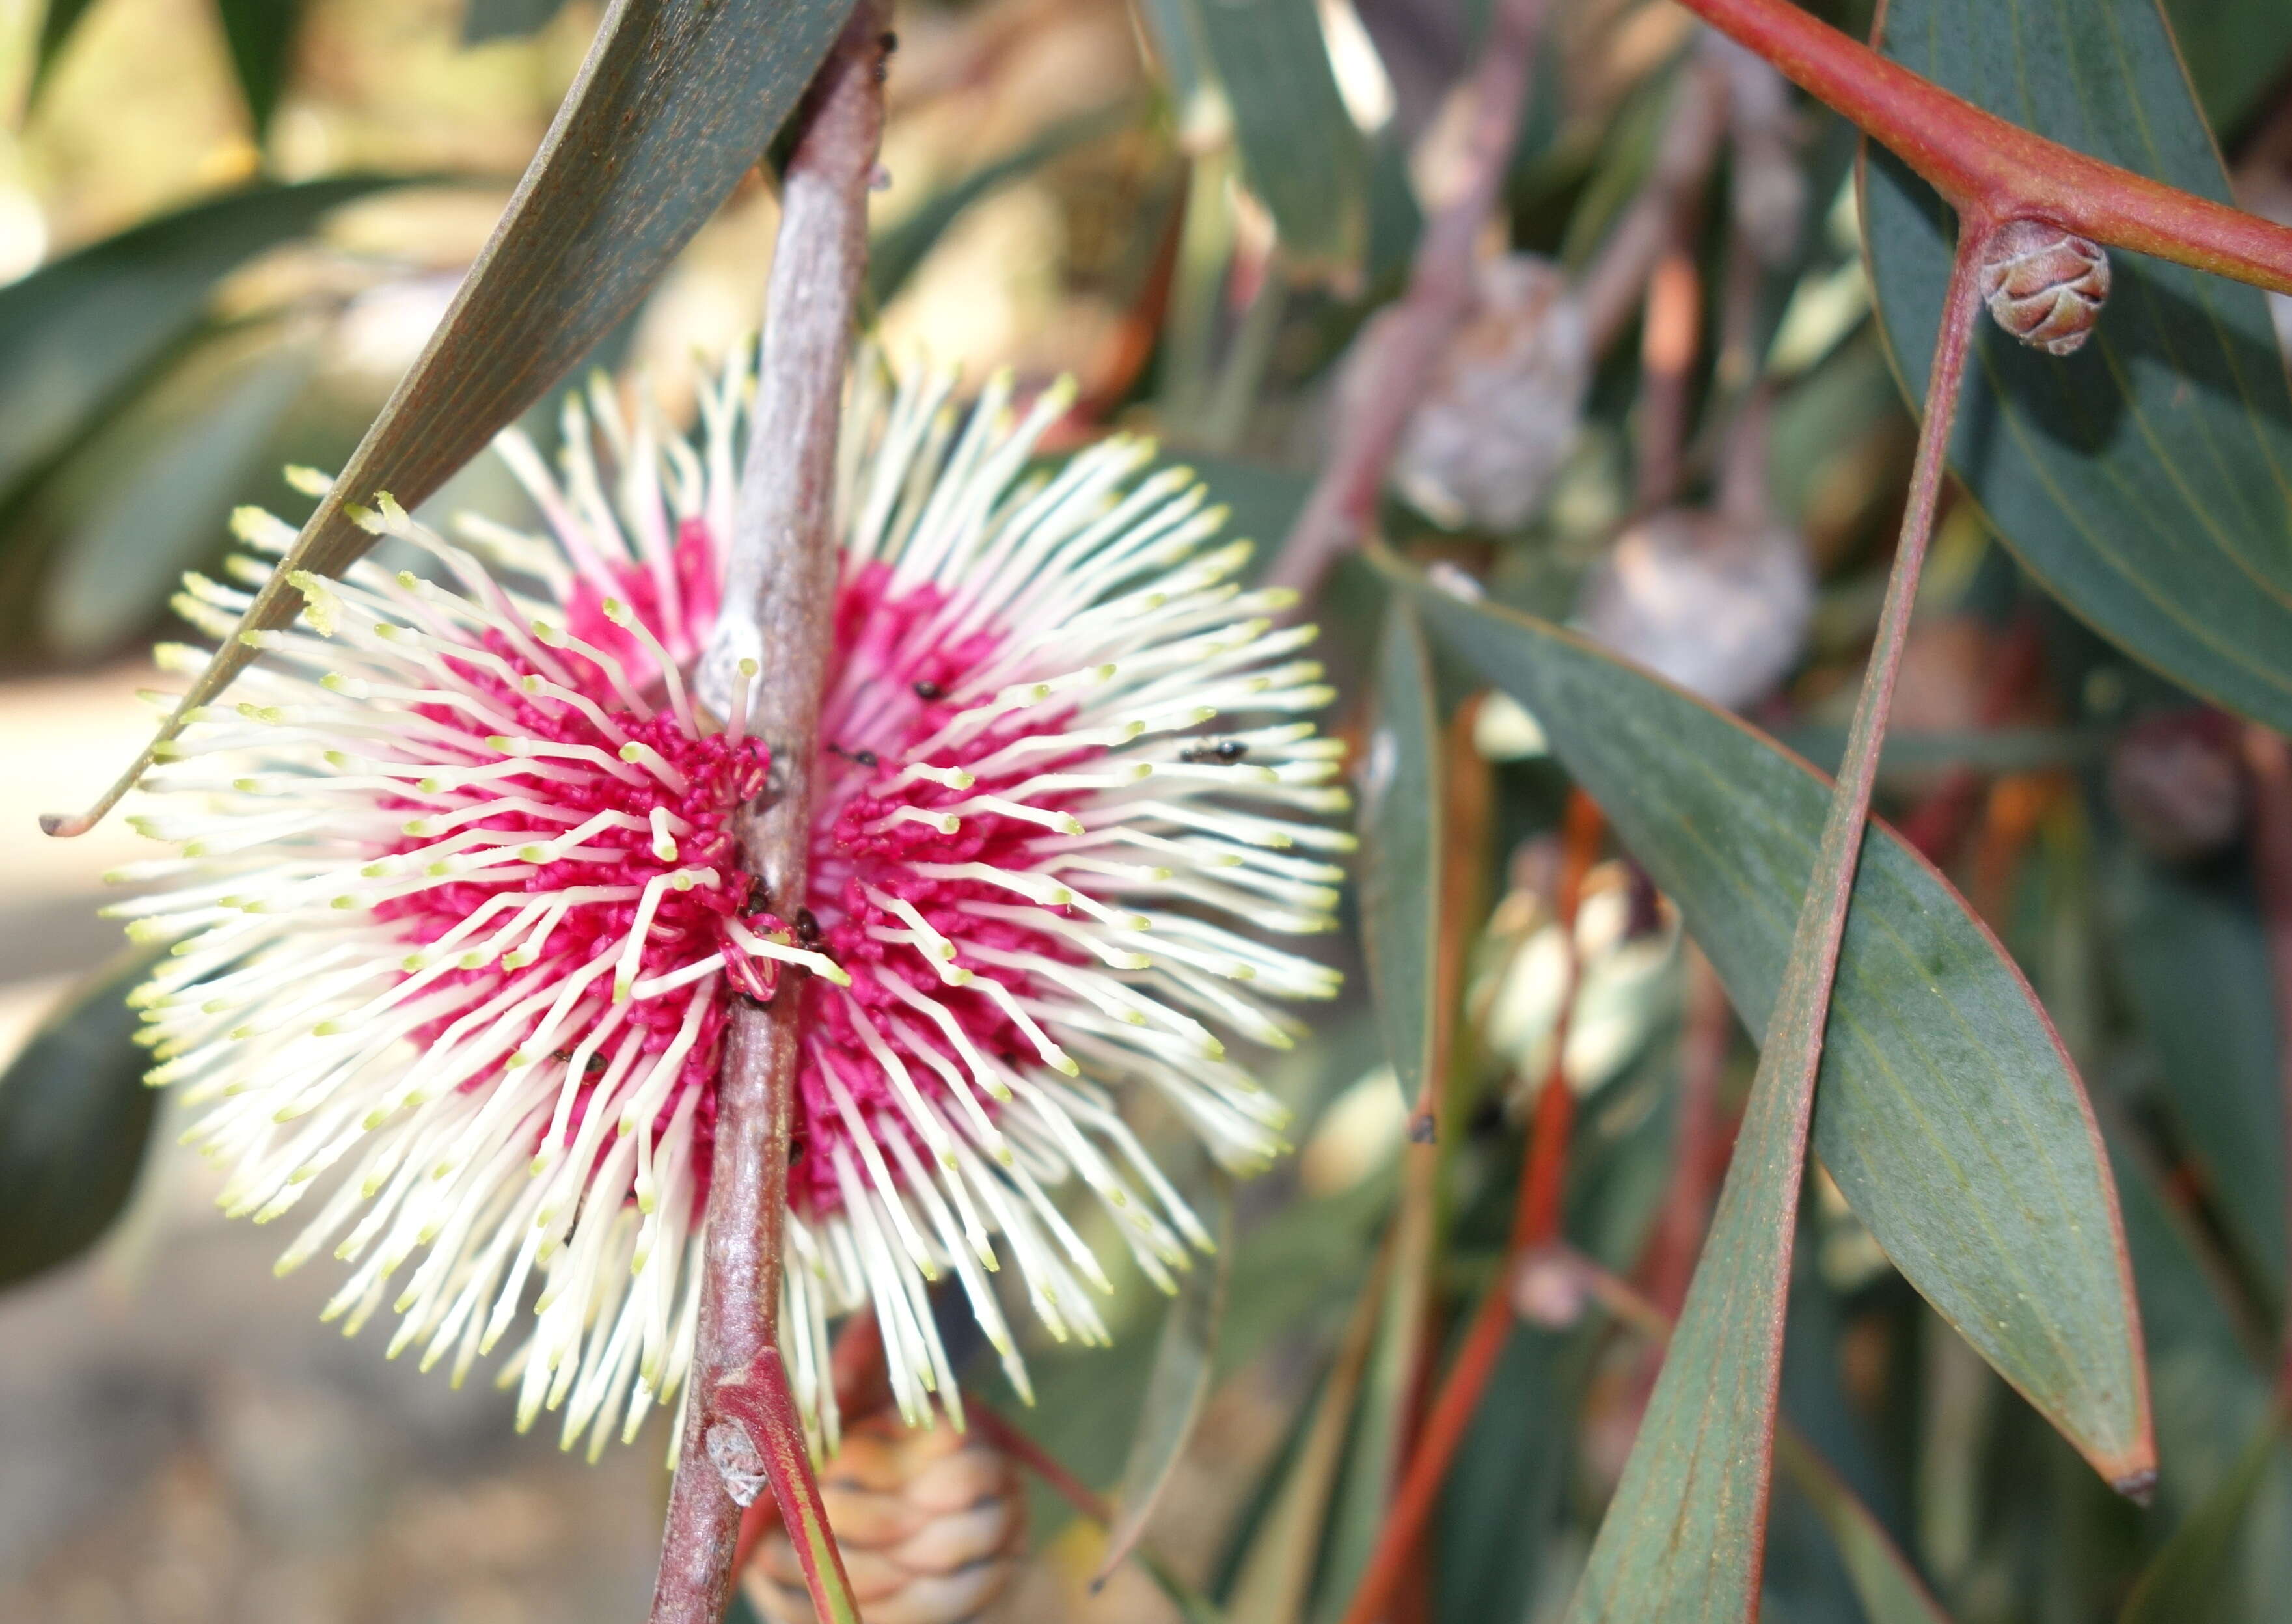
top-left (120, 349), bottom-right (1346, 1454)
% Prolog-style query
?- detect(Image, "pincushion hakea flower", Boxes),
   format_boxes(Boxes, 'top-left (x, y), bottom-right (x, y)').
top-left (107, 351), bottom-right (1348, 1462)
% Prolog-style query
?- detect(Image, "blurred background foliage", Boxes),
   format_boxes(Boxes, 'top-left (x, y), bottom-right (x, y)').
top-left (5, 0), bottom-right (2292, 1621)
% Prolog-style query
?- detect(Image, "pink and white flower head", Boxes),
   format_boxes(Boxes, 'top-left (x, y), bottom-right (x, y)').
top-left (111, 351), bottom-right (1348, 1457)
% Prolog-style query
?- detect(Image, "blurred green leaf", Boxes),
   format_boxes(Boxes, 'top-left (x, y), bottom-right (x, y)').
top-left (2161, 0), bottom-right (2292, 134)
top-left (27, 0), bottom-right (102, 109)
top-left (869, 103), bottom-right (1136, 308)
top-left (1225, 1245), bottom-right (1388, 1624)
top-left (1408, 574), bottom-right (2153, 1491)
top-left (1360, 602), bottom-right (1442, 1109)
top-left (0, 951), bottom-right (160, 1290)
top-left (1864, 0), bottom-right (2292, 733)
top-left (2109, 1133), bottom-right (2292, 1614)
top-left (1775, 1427), bottom-right (1954, 1624)
top-left (1095, 1176), bottom-right (1233, 1586)
top-left (0, 177), bottom-right (405, 527)
top-left (214, 0), bottom-right (306, 138)
top-left (1178, 0), bottom-right (1369, 283)
top-left (68, 0), bottom-right (858, 835)
top-left (463, 0), bottom-right (573, 46)
top-left (2119, 1409), bottom-right (2284, 1624)
top-left (42, 338), bottom-right (315, 658)
top-left (2110, 852), bottom-right (2285, 1293)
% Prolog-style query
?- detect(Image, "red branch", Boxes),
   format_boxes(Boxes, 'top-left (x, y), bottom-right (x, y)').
top-left (1671, 0), bottom-right (2292, 294)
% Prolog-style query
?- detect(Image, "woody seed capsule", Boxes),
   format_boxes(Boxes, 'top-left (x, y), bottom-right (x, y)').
top-left (1978, 219), bottom-right (2111, 355)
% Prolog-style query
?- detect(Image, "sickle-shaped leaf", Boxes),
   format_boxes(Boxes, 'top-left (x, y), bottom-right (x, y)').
top-left (1409, 578), bottom-right (2152, 1496)
top-left (1775, 1427), bottom-right (1955, 1624)
top-left (1359, 602), bottom-right (1442, 1111)
top-left (1168, 0), bottom-right (1368, 283)
top-left (1862, 0), bottom-right (2292, 733)
top-left (0, 949), bottom-right (163, 1290)
top-left (46, 0), bottom-right (858, 839)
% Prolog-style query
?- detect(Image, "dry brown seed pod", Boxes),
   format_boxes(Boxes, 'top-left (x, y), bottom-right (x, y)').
top-left (1374, 253), bottom-right (1591, 532)
top-left (744, 1413), bottom-right (1025, 1624)
top-left (1978, 219), bottom-right (2111, 355)
top-left (1575, 508), bottom-right (1814, 712)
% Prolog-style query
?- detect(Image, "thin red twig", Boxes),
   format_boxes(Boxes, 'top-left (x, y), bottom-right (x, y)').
top-left (649, 10), bottom-right (891, 1622)
top-left (1265, 0), bottom-right (1549, 598)
top-left (714, 1362), bottom-right (862, 1623)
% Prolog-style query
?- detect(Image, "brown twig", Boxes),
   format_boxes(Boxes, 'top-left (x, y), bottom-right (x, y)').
top-left (1576, 49), bottom-right (1730, 361)
top-left (649, 10), bottom-right (891, 1623)
top-left (1264, 0), bottom-right (1549, 598)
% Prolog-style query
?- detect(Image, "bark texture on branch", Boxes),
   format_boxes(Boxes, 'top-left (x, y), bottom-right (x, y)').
top-left (649, 7), bottom-right (890, 1620)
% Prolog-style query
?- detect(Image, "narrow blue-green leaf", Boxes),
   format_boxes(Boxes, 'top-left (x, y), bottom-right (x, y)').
top-left (0, 177), bottom-right (405, 523)
top-left (1775, 1427), bottom-right (1954, 1624)
top-left (463, 0), bottom-right (573, 46)
top-left (2161, 0), bottom-right (2292, 133)
top-left (2109, 852), bottom-right (2285, 1292)
top-left (43, 340), bottom-right (315, 658)
top-left (2119, 1411), bottom-right (2284, 1623)
top-left (1359, 601), bottom-right (1441, 1107)
top-left (0, 950), bottom-right (162, 1290)
top-left (1177, 0), bottom-right (1368, 282)
top-left (2108, 1133), bottom-right (2292, 1614)
top-left (1408, 576), bottom-right (2151, 1491)
top-left (1094, 1177), bottom-right (1235, 1586)
top-left (1862, 0), bottom-right (2292, 733)
top-left (213, 0), bottom-right (307, 137)
top-left (59, 0), bottom-right (857, 834)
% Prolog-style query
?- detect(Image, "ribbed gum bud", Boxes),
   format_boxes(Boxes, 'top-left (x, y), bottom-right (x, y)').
top-left (744, 1413), bottom-right (1025, 1624)
top-left (1978, 219), bottom-right (2111, 356)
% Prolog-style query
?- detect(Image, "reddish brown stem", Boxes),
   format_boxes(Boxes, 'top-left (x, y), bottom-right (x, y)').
top-left (714, 1362), bottom-right (862, 1622)
top-left (1334, 789), bottom-right (1602, 1624)
top-left (1641, 944), bottom-right (1733, 1320)
top-left (1265, 0), bottom-right (1548, 598)
top-left (1671, 0), bottom-right (2292, 294)
top-left (1516, 792), bottom-right (1607, 1247)
top-left (2240, 724), bottom-right (2292, 1398)
top-left (651, 10), bottom-right (890, 1623)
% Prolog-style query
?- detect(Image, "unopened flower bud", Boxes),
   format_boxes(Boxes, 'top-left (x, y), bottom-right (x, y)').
top-left (1979, 219), bottom-right (2110, 355)
top-left (744, 1413), bottom-right (1025, 1624)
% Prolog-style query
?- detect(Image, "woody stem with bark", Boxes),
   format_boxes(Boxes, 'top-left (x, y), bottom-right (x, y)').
top-left (648, 8), bottom-right (890, 1623)
top-left (1265, 0), bottom-right (1548, 599)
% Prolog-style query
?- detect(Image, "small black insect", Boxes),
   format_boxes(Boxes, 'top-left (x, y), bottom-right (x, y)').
top-left (743, 873), bottom-right (772, 916)
top-left (826, 743), bottom-right (881, 768)
top-left (912, 679), bottom-right (944, 701)
top-left (1180, 738), bottom-right (1251, 764)
top-left (795, 907), bottom-right (823, 949)
top-left (788, 1136), bottom-right (808, 1165)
